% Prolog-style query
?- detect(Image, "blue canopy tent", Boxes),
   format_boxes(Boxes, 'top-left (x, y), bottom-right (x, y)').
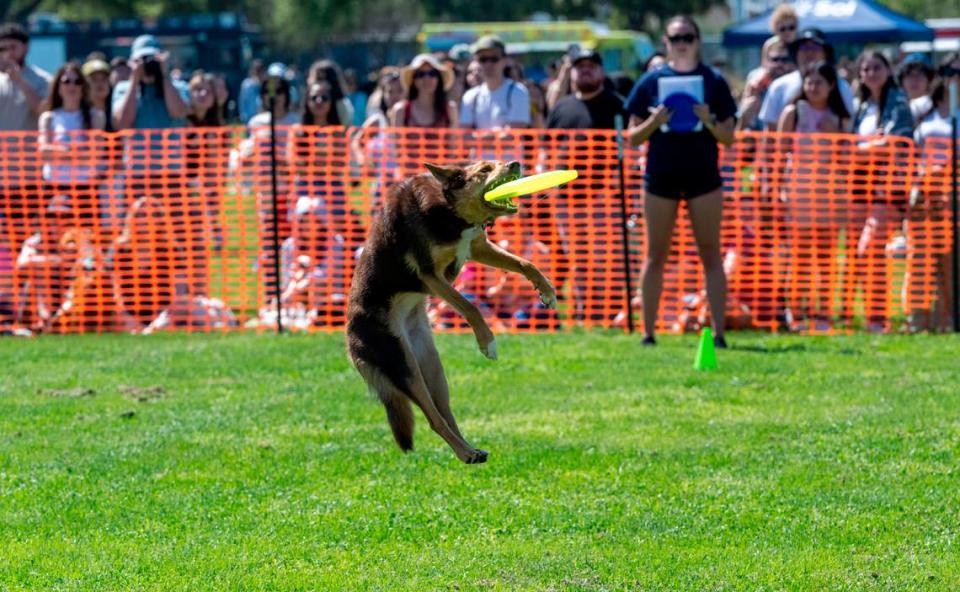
top-left (723, 0), bottom-right (934, 46)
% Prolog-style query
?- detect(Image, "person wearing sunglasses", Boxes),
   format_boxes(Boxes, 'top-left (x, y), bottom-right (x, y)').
top-left (38, 62), bottom-right (106, 228)
top-left (759, 28), bottom-right (854, 131)
top-left (301, 81), bottom-right (342, 127)
top-left (391, 53), bottom-right (457, 128)
top-left (739, 36), bottom-right (795, 131)
top-left (306, 59), bottom-right (353, 128)
top-left (624, 15), bottom-right (737, 348)
top-left (460, 35), bottom-right (530, 129)
top-left (769, 5), bottom-right (799, 44)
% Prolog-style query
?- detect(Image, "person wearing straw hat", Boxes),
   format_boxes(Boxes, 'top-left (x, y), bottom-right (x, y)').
top-left (390, 53), bottom-right (458, 128)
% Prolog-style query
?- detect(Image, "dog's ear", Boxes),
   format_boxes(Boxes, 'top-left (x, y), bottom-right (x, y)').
top-left (425, 163), bottom-right (466, 190)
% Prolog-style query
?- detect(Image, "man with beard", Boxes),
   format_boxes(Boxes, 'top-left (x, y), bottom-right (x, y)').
top-left (1, 23), bottom-right (52, 249)
top-left (546, 49), bottom-right (626, 130)
top-left (0, 23), bottom-right (50, 131)
top-left (544, 48), bottom-right (628, 326)
top-left (758, 28), bottom-right (853, 131)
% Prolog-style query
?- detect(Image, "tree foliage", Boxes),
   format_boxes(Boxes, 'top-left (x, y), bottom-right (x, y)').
top-left (2, 0), bottom-right (45, 22)
top-left (21, 0), bottom-right (728, 52)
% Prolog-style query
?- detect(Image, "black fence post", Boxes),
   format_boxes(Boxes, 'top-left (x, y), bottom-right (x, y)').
top-left (952, 109), bottom-right (959, 333)
top-left (614, 115), bottom-right (635, 334)
top-left (267, 84), bottom-right (284, 335)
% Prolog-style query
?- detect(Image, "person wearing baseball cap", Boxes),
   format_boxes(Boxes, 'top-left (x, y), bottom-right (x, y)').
top-left (112, 34), bottom-right (190, 130)
top-left (391, 53), bottom-right (457, 127)
top-left (547, 48), bottom-right (626, 130)
top-left (460, 34), bottom-right (530, 129)
top-left (758, 27), bottom-right (854, 130)
top-left (82, 58), bottom-right (113, 131)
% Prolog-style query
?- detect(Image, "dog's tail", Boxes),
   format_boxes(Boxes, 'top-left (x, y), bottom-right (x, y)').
top-left (381, 391), bottom-right (415, 452)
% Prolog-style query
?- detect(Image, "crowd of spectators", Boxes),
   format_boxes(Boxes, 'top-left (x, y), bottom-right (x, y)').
top-left (2, 5), bottom-right (960, 335)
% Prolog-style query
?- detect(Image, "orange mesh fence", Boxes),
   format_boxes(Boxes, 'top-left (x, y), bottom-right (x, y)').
top-left (0, 126), bottom-right (956, 335)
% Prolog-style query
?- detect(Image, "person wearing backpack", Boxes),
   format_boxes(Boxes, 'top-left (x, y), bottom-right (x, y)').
top-left (459, 35), bottom-right (530, 130)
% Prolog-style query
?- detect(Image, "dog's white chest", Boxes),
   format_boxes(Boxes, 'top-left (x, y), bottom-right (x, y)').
top-left (455, 226), bottom-right (483, 270)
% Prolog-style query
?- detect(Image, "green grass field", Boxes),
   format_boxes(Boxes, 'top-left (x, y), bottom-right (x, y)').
top-left (2, 332), bottom-right (959, 591)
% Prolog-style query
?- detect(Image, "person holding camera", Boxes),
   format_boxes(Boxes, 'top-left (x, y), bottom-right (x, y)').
top-left (112, 35), bottom-right (189, 131)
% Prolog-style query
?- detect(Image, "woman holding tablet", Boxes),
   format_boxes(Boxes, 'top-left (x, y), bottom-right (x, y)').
top-left (625, 15), bottom-right (737, 347)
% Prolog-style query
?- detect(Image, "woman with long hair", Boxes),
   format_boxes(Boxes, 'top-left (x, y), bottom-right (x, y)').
top-left (853, 50), bottom-right (912, 138)
top-left (302, 80), bottom-right (342, 127)
top-left (39, 62), bottom-right (106, 140)
top-left (778, 61), bottom-right (849, 133)
top-left (361, 67), bottom-right (404, 125)
top-left (287, 79), bottom-right (348, 322)
top-left (38, 62), bottom-right (107, 225)
top-left (625, 15), bottom-right (737, 347)
top-left (777, 62), bottom-right (850, 330)
top-left (850, 50), bottom-right (914, 331)
top-left (183, 71), bottom-right (226, 271)
top-left (390, 53), bottom-right (457, 128)
top-left (307, 59), bottom-right (354, 126)
top-left (186, 71), bottom-right (224, 127)
top-left (81, 58), bottom-right (113, 132)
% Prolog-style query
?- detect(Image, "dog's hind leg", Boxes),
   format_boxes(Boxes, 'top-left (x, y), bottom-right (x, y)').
top-left (381, 389), bottom-right (415, 452)
top-left (397, 337), bottom-right (488, 464)
top-left (352, 360), bottom-right (417, 452)
top-left (407, 305), bottom-right (464, 440)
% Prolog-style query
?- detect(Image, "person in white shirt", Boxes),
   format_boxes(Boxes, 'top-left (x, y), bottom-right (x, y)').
top-left (911, 54), bottom-right (960, 129)
top-left (38, 62), bottom-right (106, 190)
top-left (459, 35), bottom-right (530, 129)
top-left (906, 67), bottom-right (958, 331)
top-left (758, 28), bottom-right (854, 131)
top-left (898, 58), bottom-right (934, 104)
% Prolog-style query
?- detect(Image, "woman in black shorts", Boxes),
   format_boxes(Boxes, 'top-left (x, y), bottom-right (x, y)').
top-left (625, 15), bottom-right (737, 347)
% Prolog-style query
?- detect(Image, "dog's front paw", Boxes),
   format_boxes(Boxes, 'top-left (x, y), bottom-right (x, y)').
top-left (481, 339), bottom-right (498, 360)
top-left (538, 284), bottom-right (558, 310)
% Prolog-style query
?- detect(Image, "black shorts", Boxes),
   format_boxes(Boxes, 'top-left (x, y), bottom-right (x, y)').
top-left (645, 171), bottom-right (723, 201)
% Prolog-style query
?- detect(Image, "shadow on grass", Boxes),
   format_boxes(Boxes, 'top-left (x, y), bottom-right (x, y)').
top-left (731, 343), bottom-right (861, 356)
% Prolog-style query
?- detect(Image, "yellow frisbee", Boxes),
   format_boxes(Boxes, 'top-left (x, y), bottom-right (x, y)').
top-left (484, 169), bottom-right (579, 202)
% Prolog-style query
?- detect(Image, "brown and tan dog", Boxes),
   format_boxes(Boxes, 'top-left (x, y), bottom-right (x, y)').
top-left (346, 160), bottom-right (557, 464)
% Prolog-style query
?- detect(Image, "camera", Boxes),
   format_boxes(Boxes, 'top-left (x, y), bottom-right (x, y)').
top-left (142, 55), bottom-right (163, 78)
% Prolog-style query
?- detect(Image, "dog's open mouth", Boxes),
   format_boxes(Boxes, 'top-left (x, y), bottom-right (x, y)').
top-left (484, 171), bottom-right (522, 213)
